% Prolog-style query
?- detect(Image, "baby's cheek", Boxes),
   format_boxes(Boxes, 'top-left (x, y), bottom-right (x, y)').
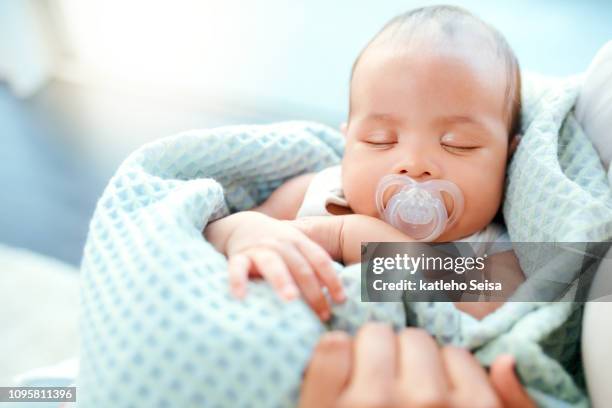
top-left (343, 175), bottom-right (378, 217)
top-left (346, 183), bottom-right (372, 214)
top-left (464, 182), bottom-right (503, 224)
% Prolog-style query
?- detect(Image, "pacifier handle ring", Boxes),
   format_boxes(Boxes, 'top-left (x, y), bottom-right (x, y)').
top-left (430, 180), bottom-right (464, 227)
top-left (375, 175), bottom-right (418, 215)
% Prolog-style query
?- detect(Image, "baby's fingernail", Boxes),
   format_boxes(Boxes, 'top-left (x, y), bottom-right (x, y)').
top-left (231, 288), bottom-right (245, 299)
top-left (282, 286), bottom-right (299, 300)
top-left (319, 310), bottom-right (331, 321)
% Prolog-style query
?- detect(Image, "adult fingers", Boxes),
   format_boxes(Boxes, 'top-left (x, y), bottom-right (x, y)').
top-left (228, 254), bottom-right (251, 298)
top-left (295, 236), bottom-right (345, 303)
top-left (345, 323), bottom-right (396, 400)
top-left (490, 355), bottom-right (536, 408)
top-left (396, 328), bottom-right (450, 406)
top-left (443, 346), bottom-right (501, 408)
top-left (299, 331), bottom-right (352, 408)
top-left (249, 248), bottom-right (299, 301)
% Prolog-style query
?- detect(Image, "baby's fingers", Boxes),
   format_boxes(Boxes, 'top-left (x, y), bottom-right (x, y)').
top-left (250, 249), bottom-right (299, 301)
top-left (228, 254), bottom-right (251, 298)
top-left (271, 241), bottom-right (331, 321)
top-left (295, 238), bottom-right (345, 304)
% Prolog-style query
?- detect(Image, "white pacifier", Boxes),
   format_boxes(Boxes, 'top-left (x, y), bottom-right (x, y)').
top-left (375, 174), bottom-right (464, 242)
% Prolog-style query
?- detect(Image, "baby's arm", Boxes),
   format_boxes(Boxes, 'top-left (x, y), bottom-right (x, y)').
top-left (205, 173), bottom-right (346, 320)
top-left (291, 214), bottom-right (525, 319)
top-left (291, 213), bottom-right (419, 264)
top-left (253, 173), bottom-right (316, 219)
top-left (205, 173), bottom-right (315, 252)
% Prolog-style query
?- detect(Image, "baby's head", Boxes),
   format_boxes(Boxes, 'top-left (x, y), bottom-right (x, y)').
top-left (341, 5), bottom-right (521, 241)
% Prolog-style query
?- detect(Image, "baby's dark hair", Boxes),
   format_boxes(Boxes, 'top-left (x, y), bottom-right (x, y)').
top-left (350, 5), bottom-right (522, 138)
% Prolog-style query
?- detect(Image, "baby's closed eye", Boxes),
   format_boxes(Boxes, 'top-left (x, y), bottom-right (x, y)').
top-left (441, 144), bottom-right (480, 152)
top-left (363, 131), bottom-right (397, 145)
top-left (440, 132), bottom-right (481, 152)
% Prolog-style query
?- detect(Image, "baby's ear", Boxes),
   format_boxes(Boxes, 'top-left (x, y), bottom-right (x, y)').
top-left (508, 134), bottom-right (521, 157)
top-left (340, 122), bottom-right (348, 137)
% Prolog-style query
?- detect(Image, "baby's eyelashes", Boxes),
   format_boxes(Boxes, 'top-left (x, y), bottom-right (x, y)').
top-left (358, 130), bottom-right (482, 152)
top-left (363, 139), bottom-right (480, 152)
top-left (364, 140), bottom-right (395, 148)
top-left (441, 144), bottom-right (480, 153)
top-left (362, 135), bottom-right (397, 146)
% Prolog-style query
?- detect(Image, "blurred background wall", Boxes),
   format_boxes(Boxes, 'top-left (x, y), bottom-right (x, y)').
top-left (1, 0), bottom-right (612, 265)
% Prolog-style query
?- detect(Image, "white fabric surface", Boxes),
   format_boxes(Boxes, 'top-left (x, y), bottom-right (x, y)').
top-left (575, 41), bottom-right (612, 176)
top-left (0, 244), bottom-right (79, 386)
top-left (578, 40), bottom-right (612, 408)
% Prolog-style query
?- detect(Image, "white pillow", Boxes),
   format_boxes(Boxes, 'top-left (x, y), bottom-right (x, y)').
top-left (575, 40), bottom-right (612, 176)
top-left (578, 40), bottom-right (612, 408)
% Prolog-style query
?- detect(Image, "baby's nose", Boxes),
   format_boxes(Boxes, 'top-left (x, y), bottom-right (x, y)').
top-left (397, 167), bottom-right (431, 180)
top-left (392, 156), bottom-right (438, 181)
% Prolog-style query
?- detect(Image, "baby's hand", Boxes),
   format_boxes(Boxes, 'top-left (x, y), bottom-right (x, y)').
top-left (225, 212), bottom-right (345, 320)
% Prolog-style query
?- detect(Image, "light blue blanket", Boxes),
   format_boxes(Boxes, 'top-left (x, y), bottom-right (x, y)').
top-left (78, 75), bottom-right (611, 407)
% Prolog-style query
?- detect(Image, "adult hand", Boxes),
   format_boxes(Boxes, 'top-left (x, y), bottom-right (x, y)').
top-left (299, 323), bottom-right (535, 408)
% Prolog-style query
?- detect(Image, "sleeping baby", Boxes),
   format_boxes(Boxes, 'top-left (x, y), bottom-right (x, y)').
top-left (205, 5), bottom-right (525, 320)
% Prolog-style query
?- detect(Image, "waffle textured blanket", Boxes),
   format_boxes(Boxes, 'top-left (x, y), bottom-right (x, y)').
top-left (79, 76), bottom-right (611, 407)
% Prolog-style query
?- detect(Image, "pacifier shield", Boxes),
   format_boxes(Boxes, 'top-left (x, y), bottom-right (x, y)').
top-left (396, 189), bottom-right (435, 224)
top-left (375, 174), bottom-right (464, 242)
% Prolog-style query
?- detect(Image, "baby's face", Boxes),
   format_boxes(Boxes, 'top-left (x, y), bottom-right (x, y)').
top-left (342, 43), bottom-right (512, 241)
